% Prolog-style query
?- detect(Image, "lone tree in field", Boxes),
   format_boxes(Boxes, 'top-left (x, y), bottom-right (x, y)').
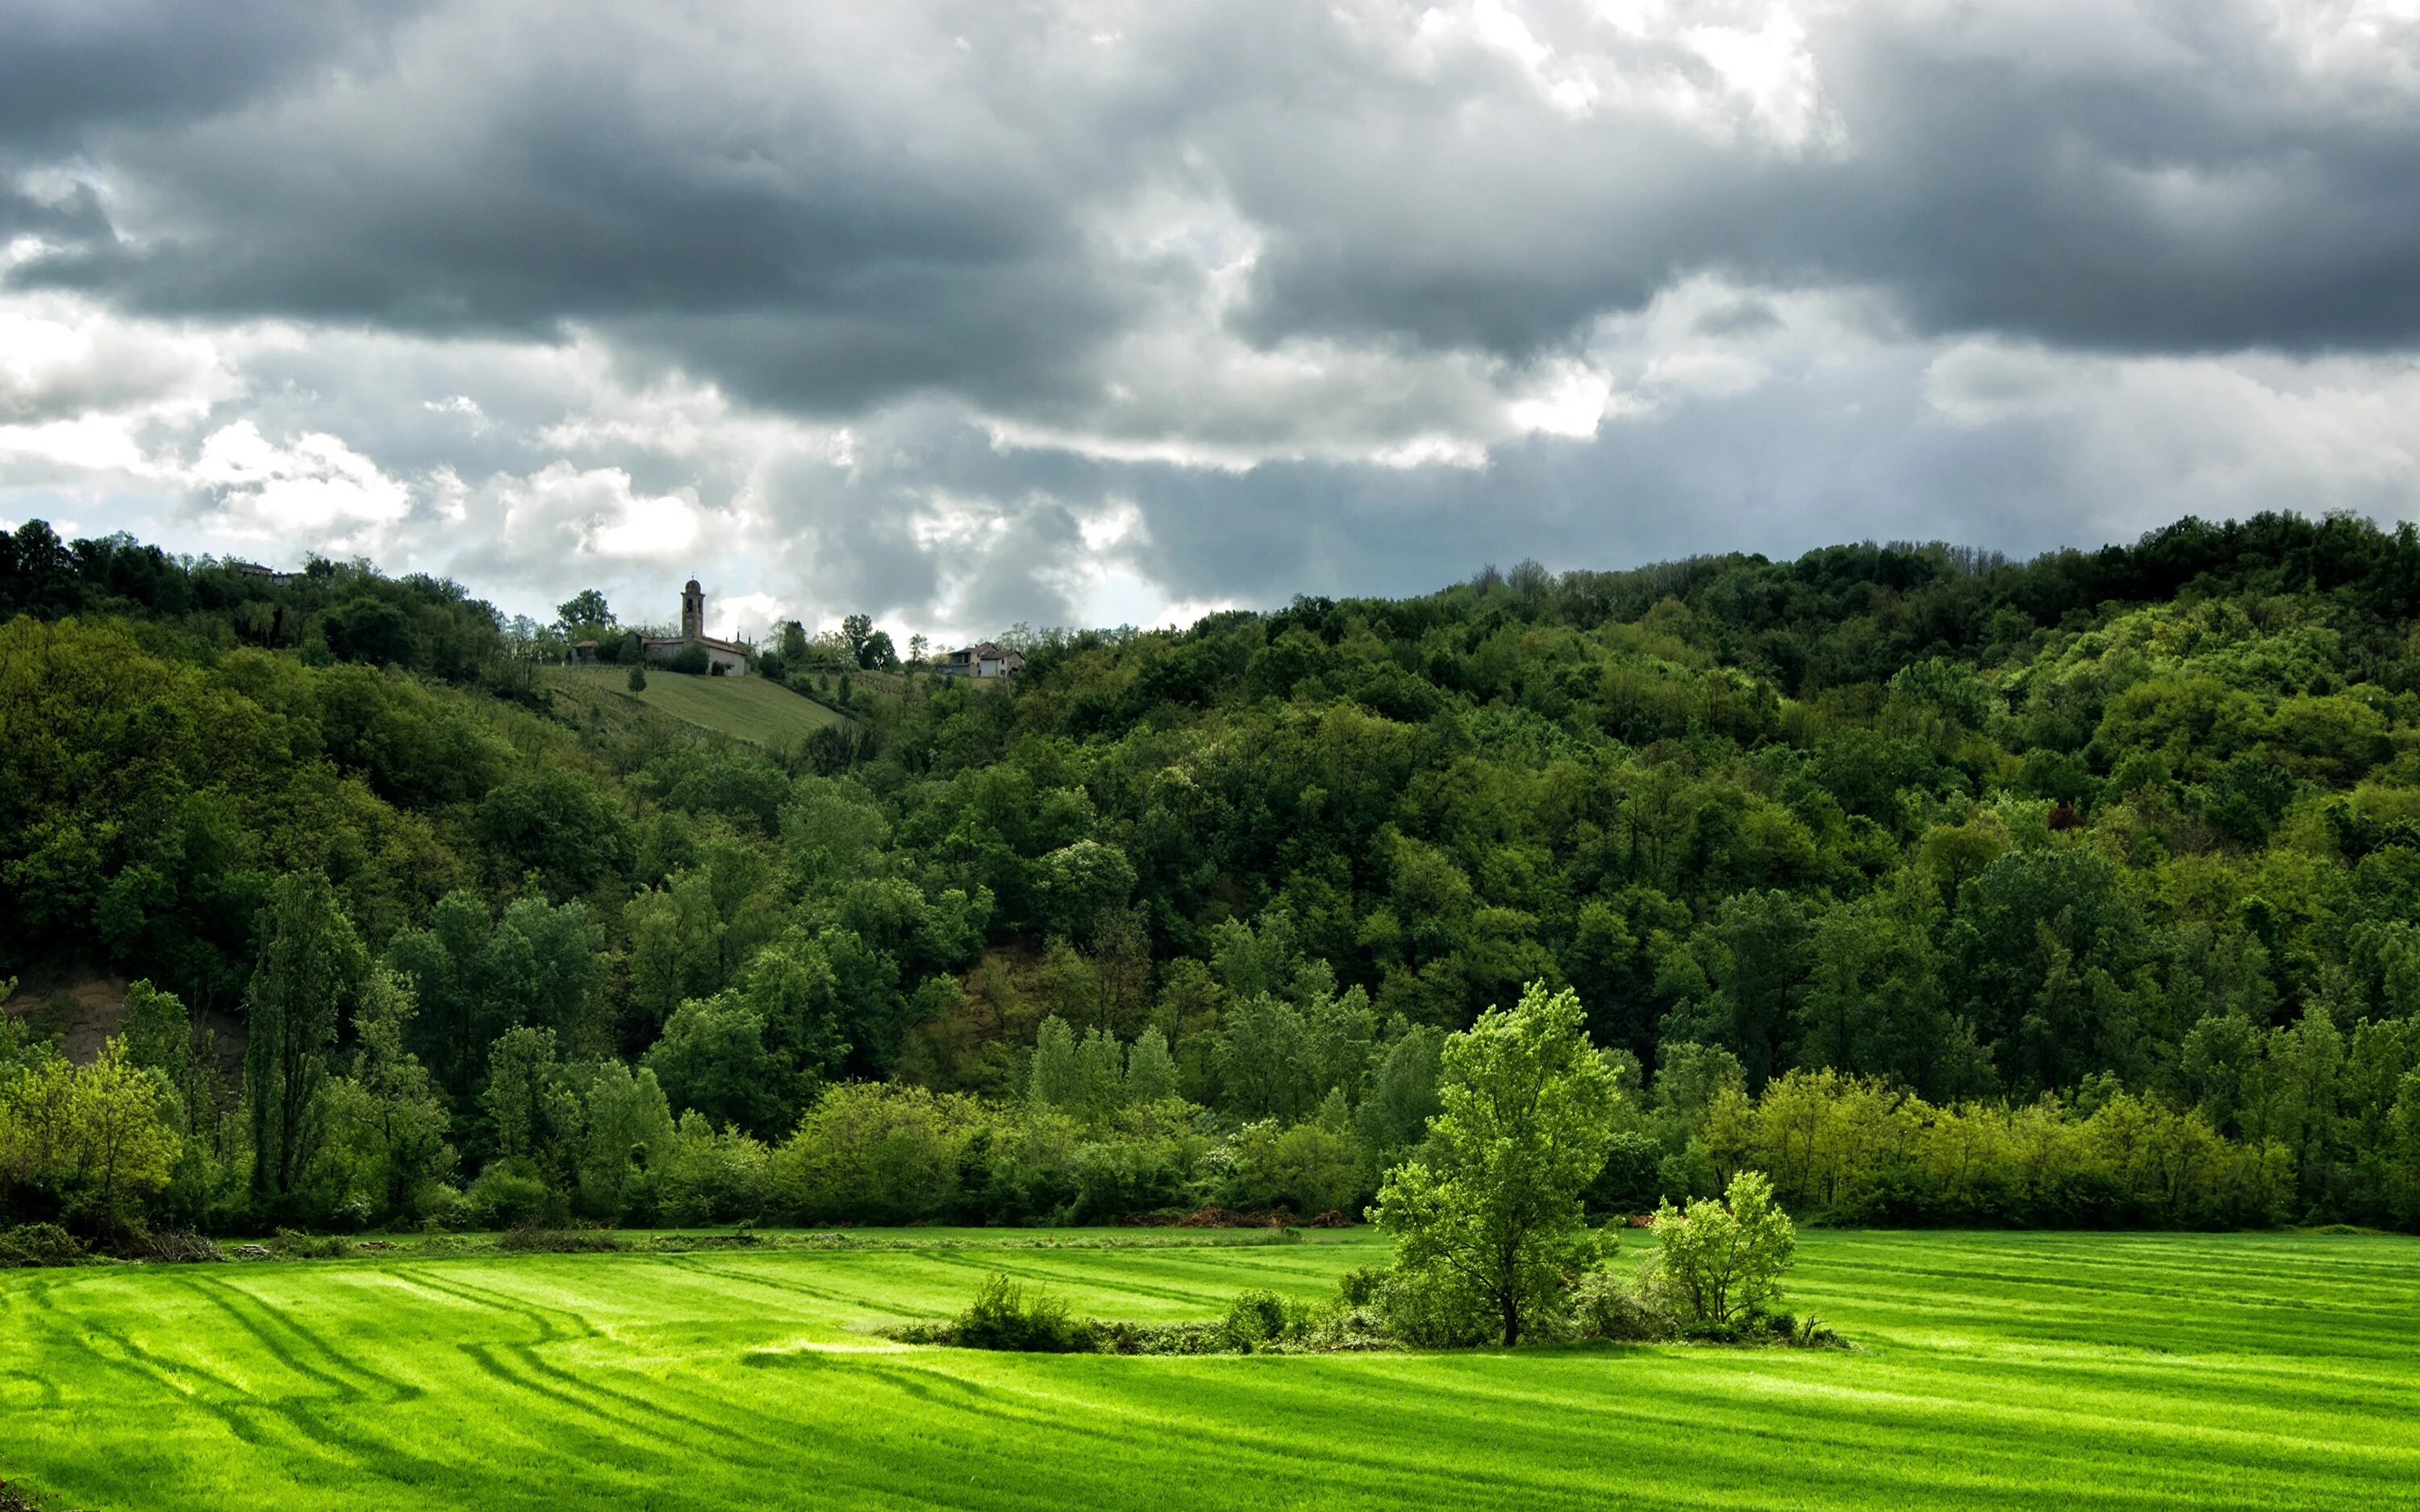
top-left (1372, 981), bottom-right (1619, 1345)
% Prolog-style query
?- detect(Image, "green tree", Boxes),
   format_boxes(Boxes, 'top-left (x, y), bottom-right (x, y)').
top-left (245, 872), bottom-right (366, 1202)
top-left (643, 993), bottom-right (787, 1137)
top-left (1124, 1025), bottom-right (1179, 1104)
top-left (324, 966), bottom-right (455, 1218)
top-left (68, 1039), bottom-right (182, 1227)
top-left (628, 663), bottom-right (647, 692)
top-left (1355, 1024), bottom-right (1444, 1161)
top-left (474, 768), bottom-right (636, 899)
top-left (1028, 1015), bottom-right (1080, 1109)
top-left (482, 1026), bottom-right (573, 1168)
top-left (1644, 1169), bottom-right (1796, 1328)
top-left (1213, 993), bottom-right (1320, 1120)
top-left (557, 589), bottom-right (615, 629)
top-left (1371, 982), bottom-right (1621, 1344)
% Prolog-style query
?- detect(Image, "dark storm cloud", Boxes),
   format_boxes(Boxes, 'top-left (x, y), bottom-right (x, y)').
top-left (0, 0), bottom-right (428, 148)
top-left (7, 0), bottom-right (2420, 640)
top-left (12, 0), bottom-right (2420, 405)
top-left (1224, 5), bottom-right (2420, 358)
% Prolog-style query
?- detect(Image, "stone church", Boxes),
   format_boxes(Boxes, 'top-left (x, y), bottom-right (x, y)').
top-left (641, 578), bottom-right (751, 675)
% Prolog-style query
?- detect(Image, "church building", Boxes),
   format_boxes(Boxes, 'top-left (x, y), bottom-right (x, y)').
top-left (640, 578), bottom-right (751, 675)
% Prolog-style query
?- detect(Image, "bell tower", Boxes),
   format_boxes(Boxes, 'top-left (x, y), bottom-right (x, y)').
top-left (680, 578), bottom-right (703, 639)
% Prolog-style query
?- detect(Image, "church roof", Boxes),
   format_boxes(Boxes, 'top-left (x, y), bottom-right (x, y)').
top-left (684, 578), bottom-right (702, 593)
top-left (643, 632), bottom-right (749, 656)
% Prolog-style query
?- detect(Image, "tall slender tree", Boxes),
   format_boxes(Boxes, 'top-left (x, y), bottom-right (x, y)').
top-left (245, 872), bottom-right (365, 1202)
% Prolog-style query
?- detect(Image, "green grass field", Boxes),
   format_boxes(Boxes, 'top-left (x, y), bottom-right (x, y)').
top-left (6, 1229), bottom-right (2417, 1510)
top-left (544, 664), bottom-right (849, 748)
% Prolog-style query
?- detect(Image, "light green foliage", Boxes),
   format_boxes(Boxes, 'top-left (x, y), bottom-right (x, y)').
top-left (0, 1037), bottom-right (180, 1226)
top-left (565, 1060), bottom-right (675, 1219)
top-left (1645, 1170), bottom-right (1797, 1328)
top-left (1227, 1118), bottom-right (1362, 1217)
top-left (1124, 1026), bottom-right (1179, 1105)
top-left (767, 1083), bottom-right (982, 1224)
top-left (1027, 1015), bottom-right (1080, 1110)
top-left (1372, 982), bottom-right (1621, 1344)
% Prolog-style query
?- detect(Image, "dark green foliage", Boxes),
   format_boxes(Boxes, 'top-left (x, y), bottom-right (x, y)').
top-left (474, 769), bottom-right (636, 898)
top-left (0, 1223), bottom-right (86, 1268)
top-left (245, 873), bottom-right (365, 1204)
top-left (18, 510), bottom-right (2420, 1238)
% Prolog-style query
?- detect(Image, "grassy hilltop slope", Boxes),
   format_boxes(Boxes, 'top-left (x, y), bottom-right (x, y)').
top-left (5, 1228), bottom-right (2417, 1511)
top-left (544, 664), bottom-right (852, 748)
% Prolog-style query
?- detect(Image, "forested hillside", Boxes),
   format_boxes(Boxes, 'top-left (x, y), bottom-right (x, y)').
top-left (4, 510), bottom-right (2419, 1240)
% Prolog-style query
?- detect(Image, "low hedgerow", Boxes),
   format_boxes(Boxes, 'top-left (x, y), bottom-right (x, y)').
top-left (497, 1227), bottom-right (628, 1254)
top-left (0, 1223), bottom-right (85, 1268)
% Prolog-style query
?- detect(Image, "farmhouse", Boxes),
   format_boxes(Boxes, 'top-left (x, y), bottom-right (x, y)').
top-left (938, 641), bottom-right (1024, 678)
top-left (641, 578), bottom-right (751, 676)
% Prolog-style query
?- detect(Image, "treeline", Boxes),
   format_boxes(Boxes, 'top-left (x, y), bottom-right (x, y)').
top-left (8, 509), bottom-right (2420, 1239)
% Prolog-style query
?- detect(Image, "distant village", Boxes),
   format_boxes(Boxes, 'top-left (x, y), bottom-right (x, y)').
top-left (561, 577), bottom-right (1021, 680)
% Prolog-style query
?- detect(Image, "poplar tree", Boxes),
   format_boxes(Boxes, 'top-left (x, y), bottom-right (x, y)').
top-left (245, 872), bottom-right (365, 1202)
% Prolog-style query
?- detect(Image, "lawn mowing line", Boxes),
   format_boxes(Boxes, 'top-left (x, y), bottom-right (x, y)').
top-left (180, 1272), bottom-right (427, 1405)
top-left (1283, 1358), bottom-right (2409, 1508)
top-left (653, 1254), bottom-right (934, 1317)
top-left (386, 1265), bottom-right (606, 1344)
top-left (44, 1310), bottom-right (477, 1495)
top-left (908, 1248), bottom-right (1243, 1307)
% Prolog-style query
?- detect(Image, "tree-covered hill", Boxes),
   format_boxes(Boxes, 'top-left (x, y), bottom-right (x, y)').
top-left (3, 510), bottom-right (2418, 1236)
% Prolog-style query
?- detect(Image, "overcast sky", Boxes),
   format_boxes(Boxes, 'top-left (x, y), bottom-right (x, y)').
top-left (5, 0), bottom-right (2419, 643)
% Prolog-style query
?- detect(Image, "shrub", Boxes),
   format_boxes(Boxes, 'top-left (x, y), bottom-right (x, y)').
top-left (0, 1223), bottom-right (86, 1268)
top-left (271, 1229), bottom-right (354, 1260)
top-left (656, 1115), bottom-right (769, 1226)
top-left (1335, 1264), bottom-right (1385, 1308)
top-left (463, 1165), bottom-right (561, 1230)
top-left (1567, 1265), bottom-right (1676, 1342)
top-left (767, 1084), bottom-right (978, 1224)
top-left (1371, 1267), bottom-right (1495, 1348)
top-left (628, 664), bottom-right (647, 692)
top-left (1220, 1288), bottom-right (1291, 1349)
top-left (1070, 1139), bottom-right (1184, 1222)
top-left (1226, 1120), bottom-right (1363, 1218)
top-left (1642, 1169), bottom-right (1796, 1328)
top-left (953, 1272), bottom-right (1090, 1352)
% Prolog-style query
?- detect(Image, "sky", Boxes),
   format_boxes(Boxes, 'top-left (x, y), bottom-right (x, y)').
top-left (4, 1), bottom-right (2419, 645)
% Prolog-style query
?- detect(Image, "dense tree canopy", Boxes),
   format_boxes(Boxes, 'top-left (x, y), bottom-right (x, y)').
top-left (6, 510), bottom-right (2420, 1238)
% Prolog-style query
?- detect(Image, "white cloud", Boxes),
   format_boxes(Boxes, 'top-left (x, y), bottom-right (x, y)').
top-left (190, 421), bottom-right (413, 544)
